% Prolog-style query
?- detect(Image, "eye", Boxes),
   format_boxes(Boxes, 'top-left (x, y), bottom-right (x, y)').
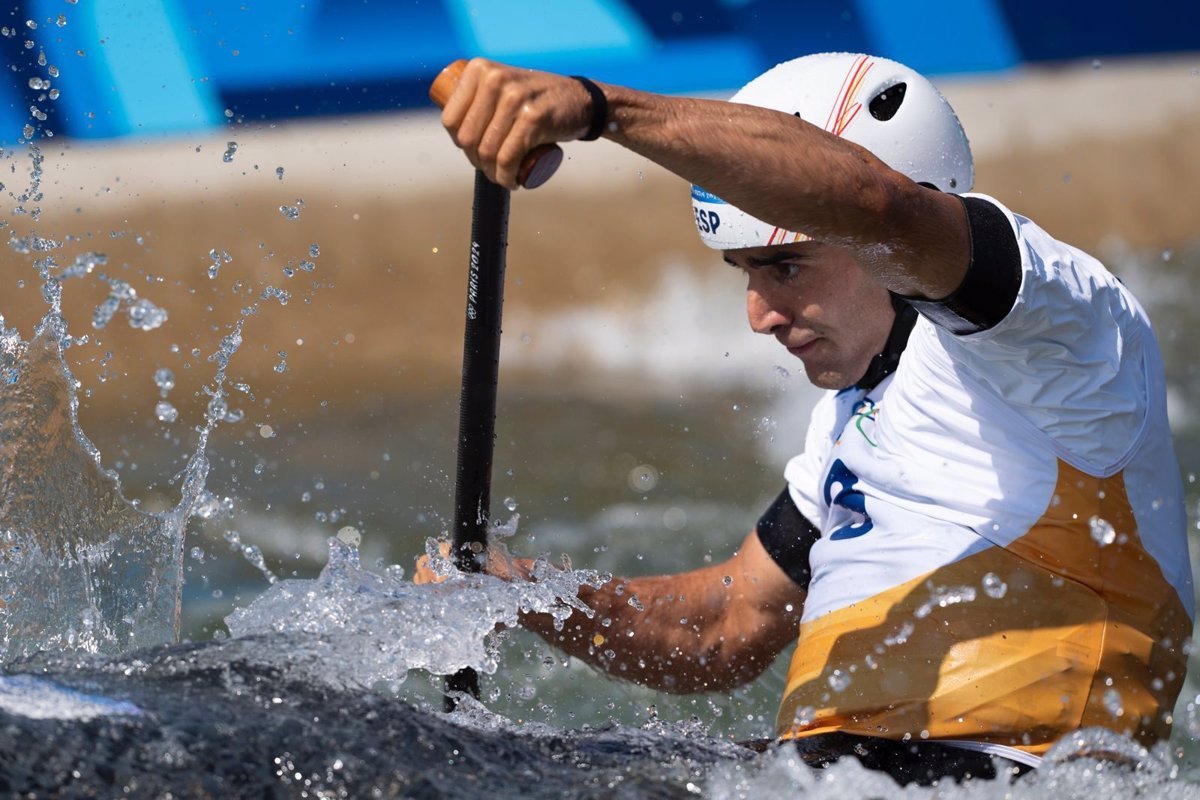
top-left (768, 262), bottom-right (802, 284)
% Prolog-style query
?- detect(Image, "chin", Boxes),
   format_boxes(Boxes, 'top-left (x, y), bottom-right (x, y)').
top-left (804, 369), bottom-right (852, 391)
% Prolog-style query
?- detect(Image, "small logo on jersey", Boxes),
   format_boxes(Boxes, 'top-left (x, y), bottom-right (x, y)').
top-left (840, 397), bottom-right (879, 447)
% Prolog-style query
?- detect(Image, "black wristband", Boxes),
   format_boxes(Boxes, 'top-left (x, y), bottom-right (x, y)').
top-left (571, 76), bottom-right (608, 141)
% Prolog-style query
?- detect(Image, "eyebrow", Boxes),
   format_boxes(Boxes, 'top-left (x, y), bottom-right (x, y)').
top-left (723, 250), bottom-right (808, 269)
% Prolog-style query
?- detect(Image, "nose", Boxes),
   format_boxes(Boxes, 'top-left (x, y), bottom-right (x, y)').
top-left (746, 277), bottom-right (792, 336)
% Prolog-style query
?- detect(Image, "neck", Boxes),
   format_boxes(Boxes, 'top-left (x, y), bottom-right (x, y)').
top-left (854, 296), bottom-right (918, 391)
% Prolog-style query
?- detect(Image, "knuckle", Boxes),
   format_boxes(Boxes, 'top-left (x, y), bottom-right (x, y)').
top-left (454, 127), bottom-right (479, 151)
top-left (476, 138), bottom-right (499, 163)
top-left (480, 66), bottom-right (507, 93)
top-left (515, 100), bottom-right (540, 120)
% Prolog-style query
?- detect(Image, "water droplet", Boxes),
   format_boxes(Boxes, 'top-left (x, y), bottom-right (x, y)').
top-left (240, 543), bottom-right (276, 584)
top-left (981, 572), bottom-right (1008, 599)
top-left (627, 595), bottom-right (644, 611)
top-left (259, 424), bottom-right (274, 438)
top-left (275, 166), bottom-right (284, 181)
top-left (722, 575), bottom-right (732, 587)
top-left (309, 243), bottom-right (320, 258)
top-left (154, 367), bottom-right (175, 395)
top-left (1103, 687), bottom-right (1124, 717)
top-left (207, 247), bottom-right (230, 279)
top-left (274, 350), bottom-right (287, 373)
top-left (154, 400), bottom-right (178, 423)
top-left (336, 526), bottom-right (361, 547)
top-left (222, 141), bottom-right (238, 163)
top-left (189, 546), bottom-right (205, 563)
top-left (127, 298), bottom-right (168, 331)
top-left (662, 507), bottom-right (687, 530)
top-left (627, 464), bottom-right (659, 493)
top-left (261, 286), bottom-right (291, 306)
top-left (279, 199), bottom-right (304, 220)
top-left (828, 669), bottom-right (852, 692)
top-left (504, 496), bottom-right (518, 511)
top-left (885, 620), bottom-right (914, 647)
top-left (1089, 515), bottom-right (1116, 546)
top-left (192, 491), bottom-right (221, 520)
top-left (1092, 58), bottom-right (1103, 70)
top-left (754, 416), bottom-right (776, 437)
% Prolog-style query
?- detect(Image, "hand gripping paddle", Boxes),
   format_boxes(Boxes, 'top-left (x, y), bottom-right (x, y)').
top-left (429, 59), bottom-right (564, 190)
top-left (429, 60), bottom-right (559, 710)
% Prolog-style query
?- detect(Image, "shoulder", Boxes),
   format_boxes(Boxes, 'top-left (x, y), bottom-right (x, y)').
top-left (901, 197), bottom-right (1160, 472)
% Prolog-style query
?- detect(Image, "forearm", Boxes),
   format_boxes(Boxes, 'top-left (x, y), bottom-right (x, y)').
top-left (597, 86), bottom-right (966, 296)
top-left (512, 538), bottom-right (804, 694)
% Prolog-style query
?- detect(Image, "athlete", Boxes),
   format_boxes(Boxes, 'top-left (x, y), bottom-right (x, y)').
top-left (417, 53), bottom-right (1194, 784)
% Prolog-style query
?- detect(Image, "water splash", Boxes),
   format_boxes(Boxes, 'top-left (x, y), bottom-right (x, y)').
top-left (225, 536), bottom-right (608, 687)
top-left (0, 315), bottom-right (207, 662)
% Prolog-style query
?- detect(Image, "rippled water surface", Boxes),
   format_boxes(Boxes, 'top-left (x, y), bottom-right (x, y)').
top-left (1, 22), bottom-right (1199, 795)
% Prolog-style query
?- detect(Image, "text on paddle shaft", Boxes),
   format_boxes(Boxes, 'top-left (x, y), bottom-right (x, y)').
top-left (467, 241), bottom-right (480, 320)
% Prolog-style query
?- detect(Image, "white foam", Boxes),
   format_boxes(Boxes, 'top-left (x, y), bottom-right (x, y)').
top-left (0, 675), bottom-right (142, 721)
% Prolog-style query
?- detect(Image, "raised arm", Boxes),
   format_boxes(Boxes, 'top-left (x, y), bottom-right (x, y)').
top-left (499, 530), bottom-right (805, 694)
top-left (439, 58), bottom-right (969, 300)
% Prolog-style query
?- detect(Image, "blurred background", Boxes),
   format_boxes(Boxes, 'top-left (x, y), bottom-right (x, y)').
top-left (2, 0), bottom-right (1199, 744)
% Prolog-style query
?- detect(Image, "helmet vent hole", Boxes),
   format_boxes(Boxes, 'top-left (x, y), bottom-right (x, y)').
top-left (869, 83), bottom-right (906, 121)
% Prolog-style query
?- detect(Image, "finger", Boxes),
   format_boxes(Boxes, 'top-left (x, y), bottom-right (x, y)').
top-left (480, 88), bottom-right (527, 189)
top-left (413, 555), bottom-right (434, 585)
top-left (441, 61), bottom-right (489, 172)
top-left (440, 57), bottom-right (485, 134)
top-left (493, 123), bottom-right (536, 190)
top-left (454, 63), bottom-right (508, 173)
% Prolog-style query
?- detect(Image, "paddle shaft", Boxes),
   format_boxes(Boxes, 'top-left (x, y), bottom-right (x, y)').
top-left (444, 170), bottom-right (509, 709)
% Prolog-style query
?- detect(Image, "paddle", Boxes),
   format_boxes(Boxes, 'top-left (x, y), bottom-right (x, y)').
top-left (428, 61), bottom-right (561, 710)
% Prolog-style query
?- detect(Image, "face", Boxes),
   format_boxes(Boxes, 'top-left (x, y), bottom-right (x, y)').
top-left (724, 242), bottom-right (895, 390)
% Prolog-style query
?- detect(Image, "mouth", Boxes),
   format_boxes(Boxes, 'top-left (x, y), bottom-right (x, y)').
top-left (784, 336), bottom-right (820, 358)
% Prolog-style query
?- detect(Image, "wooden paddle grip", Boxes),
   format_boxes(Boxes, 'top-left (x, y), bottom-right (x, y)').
top-left (429, 59), bottom-right (563, 189)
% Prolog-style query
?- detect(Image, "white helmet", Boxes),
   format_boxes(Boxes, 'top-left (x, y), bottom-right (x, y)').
top-left (692, 52), bottom-right (974, 250)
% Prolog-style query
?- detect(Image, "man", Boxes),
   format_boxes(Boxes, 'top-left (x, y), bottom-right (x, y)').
top-left (419, 53), bottom-right (1194, 784)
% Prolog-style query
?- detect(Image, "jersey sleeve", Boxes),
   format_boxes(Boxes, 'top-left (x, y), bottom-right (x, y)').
top-left (907, 193), bottom-right (1154, 473)
top-left (757, 392), bottom-right (837, 585)
top-left (755, 488), bottom-right (821, 589)
top-left (903, 195), bottom-right (1022, 335)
